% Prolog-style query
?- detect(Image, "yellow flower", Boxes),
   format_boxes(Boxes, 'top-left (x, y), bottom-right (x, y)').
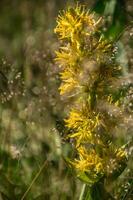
top-left (55, 44), bottom-right (82, 68)
top-left (115, 148), bottom-right (127, 161)
top-left (54, 4), bottom-right (100, 47)
top-left (65, 107), bottom-right (104, 146)
top-left (73, 146), bottom-right (104, 174)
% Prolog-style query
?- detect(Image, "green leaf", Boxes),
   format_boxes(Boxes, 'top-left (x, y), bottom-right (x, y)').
top-left (92, 0), bottom-right (107, 14)
top-left (78, 172), bottom-right (94, 185)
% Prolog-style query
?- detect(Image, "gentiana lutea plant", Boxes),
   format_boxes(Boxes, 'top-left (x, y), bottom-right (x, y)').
top-left (54, 4), bottom-right (130, 199)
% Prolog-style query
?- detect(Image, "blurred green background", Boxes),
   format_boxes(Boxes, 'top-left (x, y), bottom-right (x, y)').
top-left (0, 0), bottom-right (132, 199)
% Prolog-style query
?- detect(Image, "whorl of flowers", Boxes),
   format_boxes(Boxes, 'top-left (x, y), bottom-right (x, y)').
top-left (55, 4), bottom-right (127, 185)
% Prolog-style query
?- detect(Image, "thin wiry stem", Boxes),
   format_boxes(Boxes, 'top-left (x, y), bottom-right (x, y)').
top-left (21, 159), bottom-right (48, 200)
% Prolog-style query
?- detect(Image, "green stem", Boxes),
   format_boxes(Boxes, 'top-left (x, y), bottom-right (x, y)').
top-left (79, 181), bottom-right (115, 200)
top-left (79, 184), bottom-right (92, 200)
top-left (79, 184), bottom-right (86, 200)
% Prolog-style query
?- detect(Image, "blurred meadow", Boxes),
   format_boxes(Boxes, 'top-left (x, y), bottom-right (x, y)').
top-left (0, 0), bottom-right (132, 199)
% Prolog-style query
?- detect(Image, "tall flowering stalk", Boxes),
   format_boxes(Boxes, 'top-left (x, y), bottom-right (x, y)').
top-left (55, 4), bottom-right (129, 199)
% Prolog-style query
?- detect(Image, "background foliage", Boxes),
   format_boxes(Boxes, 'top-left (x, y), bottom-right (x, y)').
top-left (0, 0), bottom-right (132, 199)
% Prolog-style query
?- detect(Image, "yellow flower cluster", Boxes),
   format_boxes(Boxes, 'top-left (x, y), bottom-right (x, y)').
top-left (73, 146), bottom-right (104, 184)
top-left (75, 146), bottom-right (104, 172)
top-left (55, 4), bottom-right (97, 43)
top-left (55, 4), bottom-right (127, 185)
top-left (65, 107), bottom-right (104, 147)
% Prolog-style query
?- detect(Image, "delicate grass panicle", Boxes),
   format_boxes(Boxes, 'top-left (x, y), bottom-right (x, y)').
top-left (55, 3), bottom-right (128, 193)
